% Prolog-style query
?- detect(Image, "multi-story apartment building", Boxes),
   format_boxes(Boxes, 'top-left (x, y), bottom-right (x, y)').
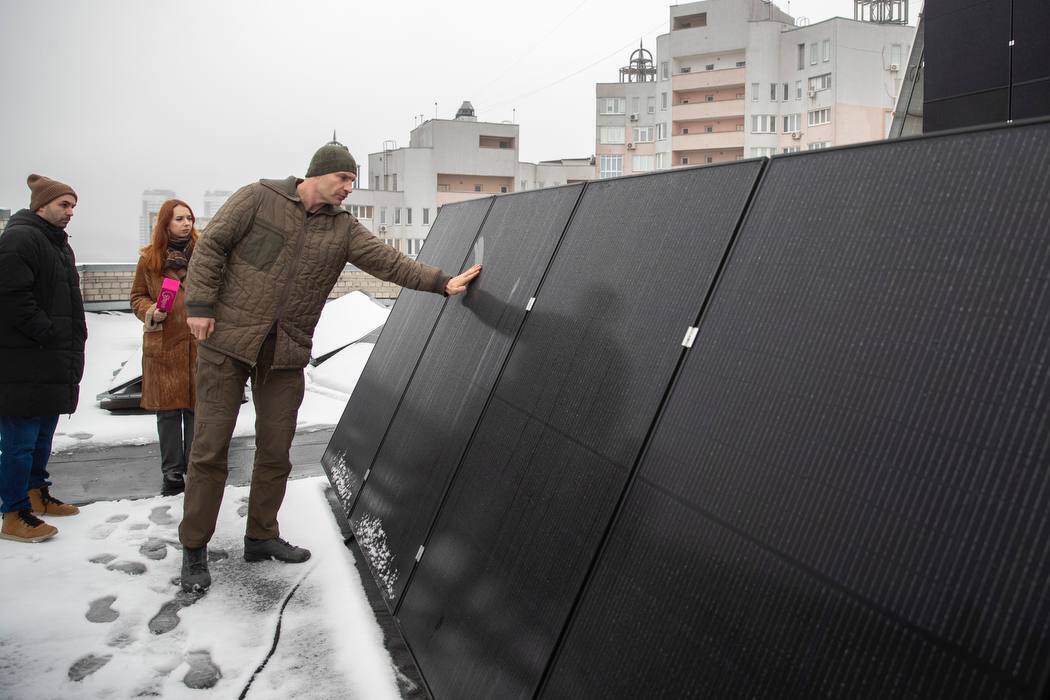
top-left (0, 208), bottom-right (10, 234)
top-left (596, 0), bottom-right (915, 177)
top-left (140, 189), bottom-right (177, 246)
top-left (345, 101), bottom-right (594, 257)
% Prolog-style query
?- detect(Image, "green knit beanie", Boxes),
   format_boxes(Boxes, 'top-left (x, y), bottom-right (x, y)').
top-left (306, 143), bottom-right (357, 177)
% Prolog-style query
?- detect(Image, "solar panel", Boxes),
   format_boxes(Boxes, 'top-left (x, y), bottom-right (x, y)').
top-left (397, 162), bottom-right (766, 699)
top-left (349, 184), bottom-right (585, 606)
top-left (322, 197), bottom-right (493, 515)
top-left (542, 121), bottom-right (1050, 698)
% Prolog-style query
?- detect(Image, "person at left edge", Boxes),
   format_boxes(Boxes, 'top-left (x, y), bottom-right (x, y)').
top-left (0, 174), bottom-right (85, 544)
top-left (130, 199), bottom-right (200, 497)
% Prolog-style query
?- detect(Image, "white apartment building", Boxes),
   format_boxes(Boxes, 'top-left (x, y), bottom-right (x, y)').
top-left (596, 0), bottom-right (915, 177)
top-left (345, 102), bottom-right (594, 257)
top-left (140, 189), bottom-right (177, 246)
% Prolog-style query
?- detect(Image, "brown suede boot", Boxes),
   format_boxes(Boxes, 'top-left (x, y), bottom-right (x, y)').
top-left (1, 510), bottom-right (58, 543)
top-left (29, 487), bottom-right (80, 516)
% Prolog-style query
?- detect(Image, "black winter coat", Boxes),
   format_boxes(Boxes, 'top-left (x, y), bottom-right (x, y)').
top-left (0, 209), bottom-right (87, 416)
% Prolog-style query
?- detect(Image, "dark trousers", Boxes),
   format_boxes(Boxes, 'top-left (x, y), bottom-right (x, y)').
top-left (179, 336), bottom-right (305, 548)
top-left (0, 414), bottom-right (59, 513)
top-left (157, 408), bottom-right (194, 480)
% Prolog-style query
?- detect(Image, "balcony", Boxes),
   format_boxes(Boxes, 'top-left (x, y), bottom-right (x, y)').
top-left (671, 131), bottom-right (745, 151)
top-left (671, 67), bottom-right (745, 92)
top-left (673, 99), bottom-right (746, 121)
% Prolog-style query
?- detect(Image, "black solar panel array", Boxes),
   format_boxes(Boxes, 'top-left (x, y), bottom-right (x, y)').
top-left (321, 197), bottom-right (492, 515)
top-left (349, 184), bottom-right (585, 607)
top-left (323, 119), bottom-right (1050, 699)
top-left (542, 123), bottom-right (1050, 698)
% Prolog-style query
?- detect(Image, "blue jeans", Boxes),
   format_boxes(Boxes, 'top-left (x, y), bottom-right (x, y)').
top-left (0, 415), bottom-right (59, 513)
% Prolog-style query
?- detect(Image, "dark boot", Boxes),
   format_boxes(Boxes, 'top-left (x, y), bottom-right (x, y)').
top-left (243, 536), bottom-right (311, 563)
top-left (181, 545), bottom-right (211, 592)
top-left (161, 474), bottom-right (185, 497)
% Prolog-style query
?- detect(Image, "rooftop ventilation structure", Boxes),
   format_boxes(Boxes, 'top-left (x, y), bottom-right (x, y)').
top-left (854, 0), bottom-right (908, 24)
top-left (620, 42), bottom-right (656, 83)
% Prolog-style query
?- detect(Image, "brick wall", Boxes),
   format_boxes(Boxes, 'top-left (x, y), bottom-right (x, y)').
top-left (77, 263), bottom-right (401, 310)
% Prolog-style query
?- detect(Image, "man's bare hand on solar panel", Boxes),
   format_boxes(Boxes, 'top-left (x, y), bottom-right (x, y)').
top-left (446, 264), bottom-right (482, 295)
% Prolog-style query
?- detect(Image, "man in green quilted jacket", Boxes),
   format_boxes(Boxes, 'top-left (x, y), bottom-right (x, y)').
top-left (178, 140), bottom-right (481, 593)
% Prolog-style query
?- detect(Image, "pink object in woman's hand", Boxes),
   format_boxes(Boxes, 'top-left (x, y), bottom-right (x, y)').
top-left (157, 277), bottom-right (180, 313)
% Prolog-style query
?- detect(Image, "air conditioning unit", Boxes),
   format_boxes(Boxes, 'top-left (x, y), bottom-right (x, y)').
top-left (378, 225), bottom-right (387, 233)
top-left (626, 142), bottom-right (636, 150)
top-left (629, 113), bottom-right (639, 121)
top-left (807, 87), bottom-right (817, 98)
top-left (888, 63), bottom-right (900, 72)
top-left (791, 131), bottom-right (802, 140)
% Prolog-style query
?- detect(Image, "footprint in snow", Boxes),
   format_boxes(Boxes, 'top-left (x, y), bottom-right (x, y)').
top-left (127, 522), bottom-right (149, 531)
top-left (89, 523), bottom-right (117, 540)
top-left (86, 596), bottom-right (119, 623)
top-left (139, 538), bottom-right (169, 560)
top-left (89, 553), bottom-right (117, 565)
top-left (68, 432), bottom-right (94, 441)
top-left (68, 653), bottom-right (111, 681)
top-left (106, 514), bottom-right (129, 523)
top-left (237, 495), bottom-right (249, 518)
top-left (106, 560), bottom-right (147, 576)
top-left (149, 588), bottom-right (205, 635)
top-left (183, 650), bottom-right (222, 689)
top-left (149, 505), bottom-right (175, 526)
top-left (106, 626), bottom-right (136, 648)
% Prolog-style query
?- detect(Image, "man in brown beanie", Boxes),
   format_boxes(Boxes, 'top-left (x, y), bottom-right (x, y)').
top-left (0, 175), bottom-right (85, 544)
top-left (178, 139), bottom-right (481, 592)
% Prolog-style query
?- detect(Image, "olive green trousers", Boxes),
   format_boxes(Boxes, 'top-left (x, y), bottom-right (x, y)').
top-left (178, 335), bottom-right (305, 548)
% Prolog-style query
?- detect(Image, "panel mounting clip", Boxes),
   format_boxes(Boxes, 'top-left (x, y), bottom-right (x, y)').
top-left (682, 326), bottom-right (699, 348)
top-left (363, 468), bottom-right (371, 481)
top-left (415, 545), bottom-right (425, 562)
top-left (525, 297), bottom-right (536, 312)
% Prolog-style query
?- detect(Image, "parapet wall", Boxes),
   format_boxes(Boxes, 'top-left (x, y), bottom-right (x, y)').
top-left (78, 263), bottom-right (400, 310)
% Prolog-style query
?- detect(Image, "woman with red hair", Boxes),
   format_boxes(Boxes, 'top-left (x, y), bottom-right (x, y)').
top-left (130, 199), bottom-right (199, 496)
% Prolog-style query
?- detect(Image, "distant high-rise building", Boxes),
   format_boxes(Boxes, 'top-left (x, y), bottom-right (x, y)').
top-left (140, 189), bottom-right (177, 246)
top-left (0, 209), bottom-right (11, 234)
top-left (202, 190), bottom-right (233, 218)
top-left (595, 0), bottom-right (916, 177)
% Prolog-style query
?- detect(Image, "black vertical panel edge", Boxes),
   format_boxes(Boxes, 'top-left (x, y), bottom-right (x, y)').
top-left (532, 158), bottom-right (770, 699)
top-left (391, 182), bottom-right (590, 617)
top-left (1009, 0), bottom-right (1015, 121)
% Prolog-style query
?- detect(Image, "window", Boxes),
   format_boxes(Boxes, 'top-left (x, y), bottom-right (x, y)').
top-left (599, 126), bottom-right (626, 144)
top-left (406, 208), bottom-right (412, 225)
top-left (797, 43), bottom-right (805, 70)
top-left (808, 108), bottom-right (831, 126)
top-left (661, 92), bottom-right (668, 110)
top-left (795, 80), bottom-right (802, 100)
top-left (633, 126), bottom-right (653, 142)
top-left (383, 174), bottom-right (389, 190)
top-left (705, 156), bottom-right (714, 164)
top-left (655, 152), bottom-right (668, 169)
top-left (891, 43), bottom-right (902, 67)
top-left (783, 113), bottom-right (801, 132)
top-left (751, 82), bottom-right (759, 102)
top-left (647, 96), bottom-right (655, 113)
top-left (599, 97), bottom-right (626, 114)
top-left (406, 238), bottom-right (424, 256)
top-left (808, 141), bottom-right (831, 150)
top-left (782, 83), bottom-right (789, 101)
top-left (660, 61), bottom-right (670, 80)
top-left (392, 174), bottom-right (397, 191)
top-left (705, 125), bottom-right (713, 133)
top-left (822, 39), bottom-right (830, 62)
top-left (751, 147), bottom-right (776, 157)
top-left (809, 73), bottom-right (832, 91)
top-left (782, 145), bottom-right (801, 153)
top-left (422, 208), bottom-right (430, 225)
top-left (632, 155), bottom-right (655, 172)
top-left (500, 186), bottom-right (508, 193)
top-left (656, 122), bottom-right (668, 140)
top-left (706, 94), bottom-right (714, 102)
top-left (394, 207), bottom-right (401, 225)
top-left (681, 157), bottom-right (689, 165)
top-left (599, 154), bottom-right (623, 179)
top-left (632, 96), bottom-right (640, 114)
top-left (379, 207), bottom-right (387, 224)
top-left (705, 63), bottom-right (714, 71)
top-left (681, 128), bottom-right (689, 134)
top-left (374, 175), bottom-right (379, 190)
top-left (365, 206), bottom-right (373, 219)
top-left (810, 42), bottom-right (818, 65)
top-left (736, 60), bottom-right (746, 68)
top-left (437, 183), bottom-right (450, 192)
top-left (751, 114), bottom-right (776, 133)
top-left (384, 238), bottom-right (396, 248)
top-left (770, 83), bottom-right (777, 101)
top-left (473, 184), bottom-right (482, 192)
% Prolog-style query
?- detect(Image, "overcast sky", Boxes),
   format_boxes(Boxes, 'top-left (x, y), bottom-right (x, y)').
top-left (0, 0), bottom-right (914, 261)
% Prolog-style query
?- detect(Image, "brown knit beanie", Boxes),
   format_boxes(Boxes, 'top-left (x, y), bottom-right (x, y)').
top-left (305, 143), bottom-right (357, 178)
top-left (28, 174), bottom-right (77, 212)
